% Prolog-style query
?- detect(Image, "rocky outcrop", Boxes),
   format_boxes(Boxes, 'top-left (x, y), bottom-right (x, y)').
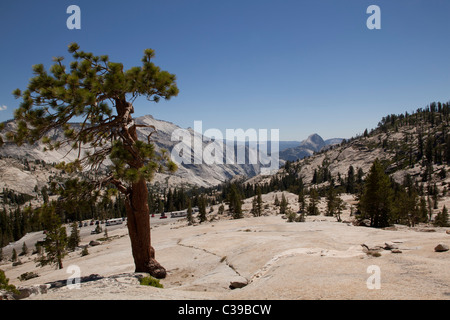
top-left (89, 240), bottom-right (101, 247)
top-left (1, 284), bottom-right (49, 300)
top-left (1, 273), bottom-right (151, 300)
top-left (229, 277), bottom-right (248, 289)
top-left (384, 242), bottom-right (399, 250)
top-left (434, 243), bottom-right (449, 252)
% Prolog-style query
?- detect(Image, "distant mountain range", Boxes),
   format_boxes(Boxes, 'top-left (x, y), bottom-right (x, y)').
top-left (0, 115), bottom-right (342, 188)
top-left (279, 134), bottom-right (343, 162)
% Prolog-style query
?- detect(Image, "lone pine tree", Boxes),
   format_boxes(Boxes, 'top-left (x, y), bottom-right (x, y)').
top-left (4, 43), bottom-right (179, 278)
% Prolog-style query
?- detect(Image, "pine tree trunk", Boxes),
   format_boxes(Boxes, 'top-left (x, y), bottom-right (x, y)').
top-left (125, 178), bottom-right (166, 279)
top-left (116, 99), bottom-right (167, 279)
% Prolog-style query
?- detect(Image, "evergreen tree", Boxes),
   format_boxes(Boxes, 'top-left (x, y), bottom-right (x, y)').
top-left (41, 187), bottom-right (49, 204)
top-left (434, 205), bottom-right (449, 227)
top-left (274, 195), bottom-right (280, 206)
top-left (67, 222), bottom-right (80, 251)
top-left (279, 193), bottom-right (288, 215)
top-left (363, 128), bottom-right (369, 137)
top-left (418, 196), bottom-right (429, 223)
top-left (325, 187), bottom-right (337, 217)
top-left (198, 196), bottom-right (207, 223)
top-left (227, 184), bottom-right (243, 219)
top-left (392, 188), bottom-right (420, 226)
top-left (298, 190), bottom-right (306, 212)
top-left (251, 186), bottom-right (262, 217)
top-left (358, 159), bottom-right (393, 228)
top-left (35, 203), bottom-right (68, 269)
top-left (325, 187), bottom-right (346, 221)
top-left (427, 196), bottom-right (433, 222)
top-left (94, 224), bottom-right (102, 234)
top-left (307, 188), bottom-right (320, 216)
top-left (3, 43), bottom-right (178, 279)
top-left (346, 166), bottom-right (355, 194)
top-left (333, 197), bottom-right (345, 222)
top-left (0, 269), bottom-right (19, 295)
top-left (356, 168), bottom-right (364, 184)
top-left (11, 248), bottom-right (17, 262)
top-left (20, 242), bottom-right (28, 256)
top-left (186, 199), bottom-right (194, 225)
top-left (251, 196), bottom-right (259, 217)
top-left (81, 246), bottom-right (89, 257)
top-left (255, 187), bottom-right (263, 217)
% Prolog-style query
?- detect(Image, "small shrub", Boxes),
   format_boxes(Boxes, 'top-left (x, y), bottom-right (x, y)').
top-left (367, 251), bottom-right (381, 257)
top-left (81, 246), bottom-right (89, 256)
top-left (18, 272), bottom-right (39, 281)
top-left (286, 209), bottom-right (297, 222)
top-left (139, 276), bottom-right (163, 288)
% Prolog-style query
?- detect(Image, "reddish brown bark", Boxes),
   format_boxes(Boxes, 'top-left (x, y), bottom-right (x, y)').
top-left (125, 179), bottom-right (166, 278)
top-left (116, 98), bottom-right (166, 279)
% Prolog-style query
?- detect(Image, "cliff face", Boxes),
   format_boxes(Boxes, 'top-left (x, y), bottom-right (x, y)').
top-left (0, 115), bottom-right (271, 190)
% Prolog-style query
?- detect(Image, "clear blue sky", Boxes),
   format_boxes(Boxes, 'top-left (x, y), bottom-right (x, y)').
top-left (1, 0), bottom-right (449, 141)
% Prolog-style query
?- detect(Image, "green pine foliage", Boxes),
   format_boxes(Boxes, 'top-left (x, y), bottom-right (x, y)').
top-left (11, 248), bottom-right (17, 262)
top-left (279, 193), bottom-right (288, 215)
top-left (227, 184), bottom-right (243, 219)
top-left (198, 196), bottom-right (207, 223)
top-left (307, 188), bottom-right (320, 216)
top-left (67, 222), bottom-right (80, 251)
top-left (218, 203), bottom-right (225, 215)
top-left (186, 200), bottom-right (194, 225)
top-left (325, 187), bottom-right (346, 221)
top-left (20, 242), bottom-right (28, 256)
top-left (251, 187), bottom-right (263, 217)
top-left (358, 159), bottom-right (394, 228)
top-left (434, 205), bottom-right (449, 227)
top-left (298, 190), bottom-right (306, 212)
top-left (35, 203), bottom-right (68, 269)
top-left (0, 269), bottom-right (19, 294)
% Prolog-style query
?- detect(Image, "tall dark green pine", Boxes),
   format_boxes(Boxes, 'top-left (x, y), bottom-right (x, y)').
top-left (358, 159), bottom-right (393, 228)
top-left (2, 43), bottom-right (179, 278)
top-left (346, 166), bottom-right (355, 194)
top-left (325, 187), bottom-right (338, 217)
top-left (198, 196), bottom-right (207, 223)
top-left (227, 184), bottom-right (242, 219)
top-left (434, 205), bottom-right (449, 227)
top-left (298, 190), bottom-right (304, 210)
top-left (36, 203), bottom-right (68, 269)
top-left (186, 199), bottom-right (194, 225)
top-left (279, 193), bottom-right (288, 215)
top-left (307, 188), bottom-right (320, 216)
top-left (251, 187), bottom-right (263, 217)
top-left (67, 222), bottom-right (80, 251)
